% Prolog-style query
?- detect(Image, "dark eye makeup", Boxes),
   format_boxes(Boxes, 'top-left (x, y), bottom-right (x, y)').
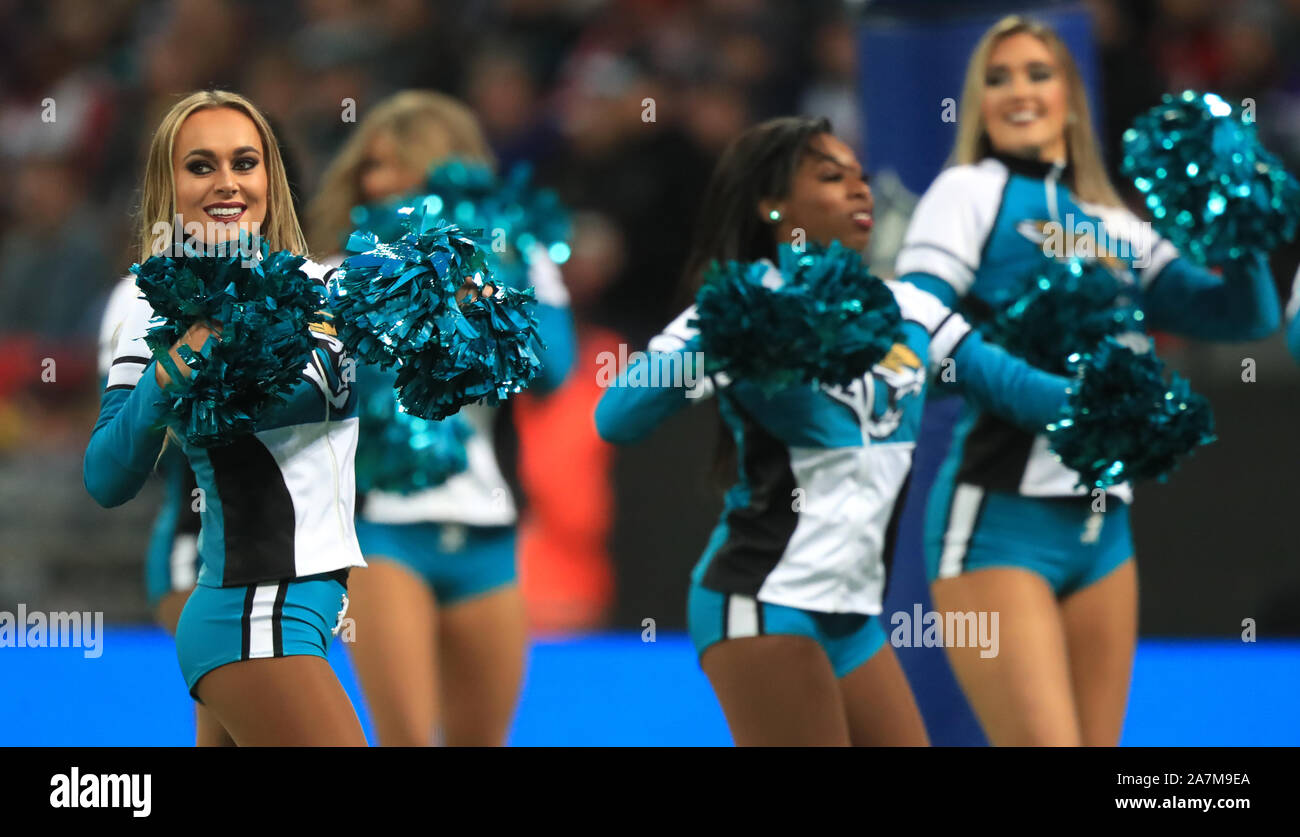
top-left (986, 62), bottom-right (1056, 87)
top-left (184, 156), bottom-right (260, 175)
top-left (1027, 62), bottom-right (1054, 81)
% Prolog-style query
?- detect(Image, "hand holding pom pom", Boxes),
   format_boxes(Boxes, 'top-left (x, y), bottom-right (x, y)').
top-left (690, 241), bottom-right (904, 394)
top-left (1047, 337), bottom-right (1216, 489)
top-left (133, 238), bottom-right (326, 447)
top-left (329, 213), bottom-right (485, 367)
top-left (1122, 90), bottom-right (1300, 266)
top-left (331, 204), bottom-right (544, 420)
top-left (154, 320), bottom-right (223, 390)
top-left (392, 274), bottom-right (543, 420)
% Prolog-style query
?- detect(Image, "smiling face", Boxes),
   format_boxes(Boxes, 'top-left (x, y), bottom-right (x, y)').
top-left (762, 132), bottom-right (874, 253)
top-left (171, 107), bottom-right (268, 244)
top-left (980, 31), bottom-right (1069, 163)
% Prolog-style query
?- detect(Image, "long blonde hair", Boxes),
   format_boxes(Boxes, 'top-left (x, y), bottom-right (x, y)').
top-left (307, 90), bottom-right (496, 254)
top-left (137, 90), bottom-right (307, 262)
top-left (950, 15), bottom-right (1122, 207)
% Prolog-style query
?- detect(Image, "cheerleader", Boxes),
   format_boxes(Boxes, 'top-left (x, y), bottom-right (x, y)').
top-left (895, 16), bottom-right (1280, 745)
top-left (307, 91), bottom-right (576, 746)
top-left (85, 90), bottom-right (367, 745)
top-left (97, 278), bottom-right (233, 746)
top-left (595, 117), bottom-right (1083, 746)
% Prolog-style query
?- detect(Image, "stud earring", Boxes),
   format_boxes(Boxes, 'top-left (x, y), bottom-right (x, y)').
top-left (768, 208), bottom-right (783, 223)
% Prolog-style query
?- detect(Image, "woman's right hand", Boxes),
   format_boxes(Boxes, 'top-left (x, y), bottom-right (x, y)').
top-left (155, 320), bottom-right (222, 389)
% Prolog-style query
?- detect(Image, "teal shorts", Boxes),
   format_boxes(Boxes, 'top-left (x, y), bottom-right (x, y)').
top-left (175, 570), bottom-right (350, 700)
top-left (354, 520), bottom-right (517, 605)
top-left (928, 484), bottom-right (1133, 597)
top-left (687, 583), bottom-right (888, 679)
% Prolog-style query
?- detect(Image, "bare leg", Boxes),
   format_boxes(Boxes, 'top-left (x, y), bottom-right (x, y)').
top-left (345, 560), bottom-right (440, 746)
top-left (1061, 558), bottom-right (1138, 746)
top-left (700, 635), bottom-right (850, 746)
top-left (839, 644), bottom-right (930, 746)
top-left (195, 656), bottom-right (367, 746)
top-left (438, 585), bottom-right (527, 746)
top-left (932, 568), bottom-right (1081, 746)
top-left (195, 704), bottom-right (236, 747)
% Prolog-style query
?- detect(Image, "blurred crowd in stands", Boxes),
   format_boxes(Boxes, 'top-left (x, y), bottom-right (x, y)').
top-left (7, 0), bottom-right (1300, 360)
top-left (4, 0), bottom-right (1300, 623)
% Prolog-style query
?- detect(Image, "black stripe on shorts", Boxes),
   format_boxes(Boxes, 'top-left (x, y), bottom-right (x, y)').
top-left (272, 582), bottom-right (287, 657)
top-left (241, 585), bottom-right (256, 661)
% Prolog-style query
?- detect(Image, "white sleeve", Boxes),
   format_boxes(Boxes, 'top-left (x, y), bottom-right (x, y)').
top-left (314, 252), bottom-right (346, 271)
top-left (1288, 266), bottom-right (1300, 323)
top-left (98, 277), bottom-right (144, 378)
top-left (104, 287), bottom-right (159, 391)
top-left (646, 304), bottom-right (729, 399)
top-left (894, 163), bottom-right (1005, 297)
top-left (525, 244), bottom-right (570, 306)
top-left (887, 279), bottom-right (973, 374)
top-left (647, 304), bottom-right (699, 353)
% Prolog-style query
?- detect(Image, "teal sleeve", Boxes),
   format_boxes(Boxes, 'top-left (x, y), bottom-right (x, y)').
top-left (1288, 314), bottom-right (1300, 365)
top-left (156, 442), bottom-right (196, 527)
top-left (950, 330), bottom-right (1070, 432)
top-left (1143, 253), bottom-right (1280, 341)
top-left (532, 302), bottom-right (577, 395)
top-left (594, 348), bottom-right (707, 444)
top-left (83, 361), bottom-right (173, 508)
top-left (354, 361), bottom-right (396, 401)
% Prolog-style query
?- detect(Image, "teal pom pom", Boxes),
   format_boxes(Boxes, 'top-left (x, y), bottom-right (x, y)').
top-left (981, 257), bottom-right (1145, 375)
top-left (348, 158), bottom-right (571, 290)
top-left (1121, 90), bottom-right (1300, 265)
top-left (354, 382), bottom-right (471, 494)
top-left (331, 211), bottom-right (488, 366)
top-left (331, 204), bottom-right (543, 420)
top-left (347, 196), bottom-right (415, 248)
top-left (132, 238), bottom-right (326, 447)
top-left (691, 241), bottom-right (904, 393)
top-left (1047, 337), bottom-right (1215, 489)
top-left (425, 158), bottom-right (571, 289)
top-left (391, 276), bottom-right (542, 420)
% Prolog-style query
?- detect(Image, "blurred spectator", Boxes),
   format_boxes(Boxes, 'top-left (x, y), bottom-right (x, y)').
top-left (799, 17), bottom-right (862, 153)
top-left (467, 46), bottom-right (564, 171)
top-left (1, 0), bottom-right (858, 346)
top-left (542, 48), bottom-right (712, 344)
top-left (0, 156), bottom-right (109, 339)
